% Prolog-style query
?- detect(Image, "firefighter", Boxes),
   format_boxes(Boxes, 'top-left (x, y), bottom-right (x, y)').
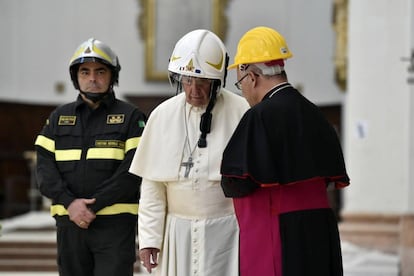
top-left (35, 38), bottom-right (146, 276)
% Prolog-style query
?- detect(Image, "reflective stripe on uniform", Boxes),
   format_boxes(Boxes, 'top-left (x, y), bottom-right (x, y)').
top-left (36, 135), bottom-right (140, 161)
top-left (35, 135), bottom-right (55, 153)
top-left (56, 149), bottom-right (82, 161)
top-left (51, 203), bottom-right (139, 216)
top-left (87, 148), bottom-right (125, 160)
top-left (125, 137), bottom-right (140, 153)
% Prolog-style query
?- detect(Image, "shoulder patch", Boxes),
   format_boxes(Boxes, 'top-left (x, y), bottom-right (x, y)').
top-left (58, 116), bottom-right (76, 125)
top-left (107, 114), bottom-right (125, 124)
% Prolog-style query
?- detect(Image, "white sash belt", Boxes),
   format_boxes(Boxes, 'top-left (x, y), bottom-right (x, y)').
top-left (167, 185), bottom-right (234, 219)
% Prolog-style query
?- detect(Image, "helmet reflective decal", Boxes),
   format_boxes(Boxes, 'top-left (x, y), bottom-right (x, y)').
top-left (185, 59), bottom-right (195, 72)
top-left (206, 52), bottom-right (223, 70)
top-left (92, 44), bottom-right (113, 64)
top-left (171, 56), bottom-right (181, 62)
top-left (70, 46), bottom-right (87, 64)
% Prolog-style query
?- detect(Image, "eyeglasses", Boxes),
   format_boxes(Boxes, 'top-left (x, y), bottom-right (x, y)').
top-left (234, 73), bottom-right (249, 90)
top-left (234, 64), bottom-right (250, 90)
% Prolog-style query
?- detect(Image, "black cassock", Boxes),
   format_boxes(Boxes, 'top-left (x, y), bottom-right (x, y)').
top-left (221, 83), bottom-right (349, 276)
top-left (221, 82), bottom-right (349, 196)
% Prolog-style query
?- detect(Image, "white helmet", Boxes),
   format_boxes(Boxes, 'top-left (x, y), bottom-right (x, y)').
top-left (168, 29), bottom-right (228, 87)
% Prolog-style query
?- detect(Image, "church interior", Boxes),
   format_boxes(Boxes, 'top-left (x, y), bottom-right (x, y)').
top-left (1, 0), bottom-right (413, 275)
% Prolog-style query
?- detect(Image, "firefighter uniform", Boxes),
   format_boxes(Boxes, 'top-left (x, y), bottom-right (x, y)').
top-left (35, 92), bottom-right (146, 276)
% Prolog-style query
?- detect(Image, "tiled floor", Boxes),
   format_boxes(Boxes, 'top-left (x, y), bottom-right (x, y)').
top-left (0, 211), bottom-right (400, 276)
top-left (0, 273), bottom-right (149, 276)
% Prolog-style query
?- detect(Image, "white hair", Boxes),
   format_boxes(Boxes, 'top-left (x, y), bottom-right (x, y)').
top-left (238, 62), bottom-right (284, 76)
top-left (253, 62), bottom-right (284, 76)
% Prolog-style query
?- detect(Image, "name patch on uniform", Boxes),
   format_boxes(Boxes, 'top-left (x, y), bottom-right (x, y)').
top-left (95, 140), bottom-right (125, 149)
top-left (107, 114), bottom-right (124, 124)
top-left (58, 116), bottom-right (76, 125)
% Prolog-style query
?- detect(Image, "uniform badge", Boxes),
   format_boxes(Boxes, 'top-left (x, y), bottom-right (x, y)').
top-left (58, 116), bottom-right (76, 125)
top-left (95, 140), bottom-right (125, 149)
top-left (107, 114), bottom-right (125, 124)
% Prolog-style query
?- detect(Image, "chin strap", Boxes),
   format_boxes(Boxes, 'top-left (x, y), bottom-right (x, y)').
top-left (79, 88), bottom-right (112, 103)
top-left (197, 81), bottom-right (220, 148)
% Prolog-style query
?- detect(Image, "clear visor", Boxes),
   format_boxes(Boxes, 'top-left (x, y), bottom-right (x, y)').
top-left (169, 72), bottom-right (212, 86)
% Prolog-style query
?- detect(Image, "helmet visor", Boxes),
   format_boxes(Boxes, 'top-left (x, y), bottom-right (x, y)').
top-left (169, 72), bottom-right (212, 87)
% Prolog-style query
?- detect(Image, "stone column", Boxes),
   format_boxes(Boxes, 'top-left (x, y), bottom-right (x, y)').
top-left (341, 1), bottom-right (414, 275)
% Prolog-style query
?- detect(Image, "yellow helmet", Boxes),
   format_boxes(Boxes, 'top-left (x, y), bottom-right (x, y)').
top-left (228, 26), bottom-right (293, 70)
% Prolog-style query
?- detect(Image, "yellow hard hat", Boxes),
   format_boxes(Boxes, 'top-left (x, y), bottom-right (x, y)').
top-left (228, 26), bottom-right (293, 70)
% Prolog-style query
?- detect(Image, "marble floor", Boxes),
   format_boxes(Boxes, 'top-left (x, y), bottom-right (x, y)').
top-left (0, 211), bottom-right (400, 276)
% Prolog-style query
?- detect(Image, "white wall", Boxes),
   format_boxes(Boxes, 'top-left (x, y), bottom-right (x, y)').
top-left (344, 0), bottom-right (414, 214)
top-left (0, 0), bottom-right (168, 105)
top-left (0, 0), bottom-right (344, 106)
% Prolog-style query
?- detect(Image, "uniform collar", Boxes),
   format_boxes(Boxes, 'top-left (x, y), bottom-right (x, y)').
top-left (263, 82), bottom-right (292, 100)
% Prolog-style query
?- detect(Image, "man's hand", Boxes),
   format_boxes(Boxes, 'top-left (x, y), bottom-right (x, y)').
top-left (67, 198), bottom-right (96, 229)
top-left (139, 247), bottom-right (160, 273)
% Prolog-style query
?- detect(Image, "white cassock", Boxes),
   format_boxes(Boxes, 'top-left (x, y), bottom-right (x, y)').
top-left (129, 89), bottom-right (249, 276)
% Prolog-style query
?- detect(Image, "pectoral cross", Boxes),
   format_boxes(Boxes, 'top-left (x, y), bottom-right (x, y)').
top-left (181, 156), bottom-right (194, 178)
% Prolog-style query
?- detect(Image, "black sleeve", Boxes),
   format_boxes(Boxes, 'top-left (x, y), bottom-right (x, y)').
top-left (221, 176), bottom-right (259, 198)
top-left (35, 111), bottom-right (76, 208)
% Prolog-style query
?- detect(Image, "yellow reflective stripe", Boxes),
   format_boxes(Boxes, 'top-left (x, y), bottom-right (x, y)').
top-left (86, 148), bottom-right (124, 160)
top-left (55, 149), bottom-right (82, 161)
top-left (125, 137), bottom-right (140, 153)
top-left (70, 46), bottom-right (86, 64)
top-left (50, 205), bottom-right (68, 216)
top-left (50, 203), bottom-right (138, 216)
top-left (93, 44), bottom-right (112, 64)
top-left (98, 204), bottom-right (138, 215)
top-left (35, 135), bottom-right (55, 153)
top-left (35, 136), bottom-right (138, 160)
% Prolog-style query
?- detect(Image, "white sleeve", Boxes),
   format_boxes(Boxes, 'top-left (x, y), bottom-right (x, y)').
top-left (138, 178), bottom-right (167, 250)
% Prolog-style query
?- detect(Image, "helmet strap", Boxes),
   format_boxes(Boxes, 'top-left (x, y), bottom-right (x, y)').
top-left (79, 87), bottom-right (112, 103)
top-left (197, 80), bottom-right (219, 148)
top-left (222, 53), bottom-right (229, 88)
